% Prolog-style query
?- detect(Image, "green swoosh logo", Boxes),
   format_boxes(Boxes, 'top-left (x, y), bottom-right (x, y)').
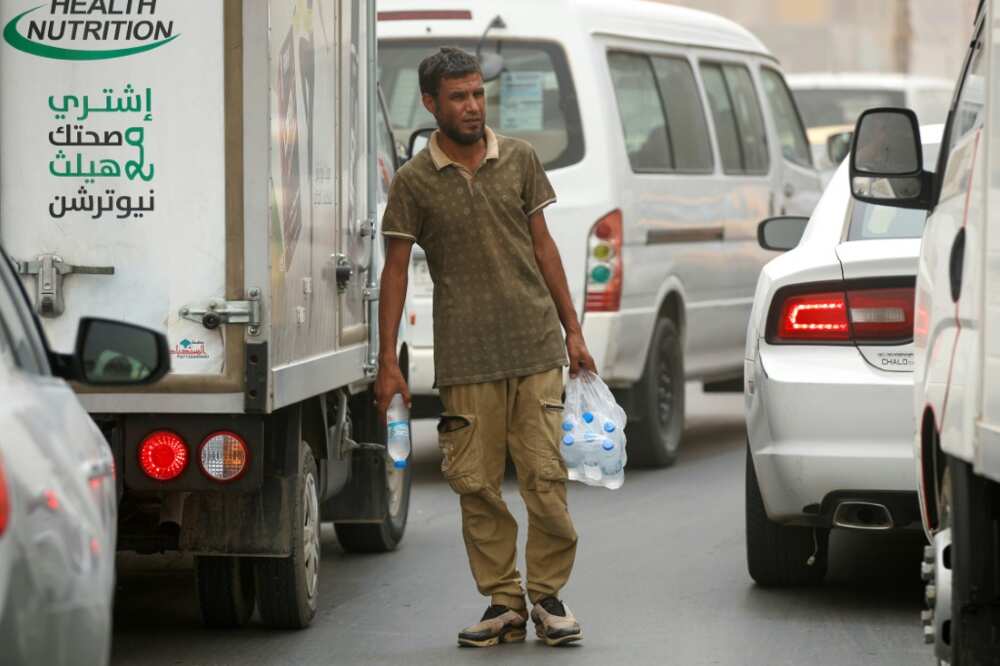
top-left (3, 5), bottom-right (178, 61)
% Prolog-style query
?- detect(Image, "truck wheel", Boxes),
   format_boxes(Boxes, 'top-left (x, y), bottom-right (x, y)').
top-left (334, 448), bottom-right (412, 552)
top-left (195, 556), bottom-right (255, 628)
top-left (255, 442), bottom-right (320, 629)
top-left (626, 317), bottom-right (685, 467)
top-left (746, 445), bottom-right (828, 586)
top-left (944, 456), bottom-right (1000, 664)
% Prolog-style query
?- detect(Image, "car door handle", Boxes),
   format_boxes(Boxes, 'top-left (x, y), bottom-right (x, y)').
top-left (949, 228), bottom-right (966, 302)
top-left (783, 183), bottom-right (796, 198)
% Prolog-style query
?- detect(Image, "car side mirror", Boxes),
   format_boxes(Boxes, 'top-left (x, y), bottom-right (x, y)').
top-left (478, 51), bottom-right (505, 82)
top-left (827, 130), bottom-right (853, 165)
top-left (407, 128), bottom-right (435, 162)
top-left (758, 216), bottom-right (809, 252)
top-left (50, 317), bottom-right (170, 386)
top-left (849, 107), bottom-right (932, 210)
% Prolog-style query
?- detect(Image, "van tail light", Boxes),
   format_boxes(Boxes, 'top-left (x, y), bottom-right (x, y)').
top-left (0, 456), bottom-right (9, 537)
top-left (585, 210), bottom-right (623, 313)
top-left (138, 430), bottom-right (189, 481)
top-left (769, 283), bottom-right (915, 344)
top-left (198, 431), bottom-right (249, 483)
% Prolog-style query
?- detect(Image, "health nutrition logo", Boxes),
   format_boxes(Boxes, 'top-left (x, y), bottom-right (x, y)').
top-left (3, 4), bottom-right (179, 61)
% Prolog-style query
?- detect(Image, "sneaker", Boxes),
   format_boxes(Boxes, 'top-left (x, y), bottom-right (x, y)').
top-left (530, 597), bottom-right (583, 647)
top-left (457, 605), bottom-right (528, 648)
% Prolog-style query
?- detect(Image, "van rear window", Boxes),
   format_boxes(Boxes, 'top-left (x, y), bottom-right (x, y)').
top-left (379, 40), bottom-right (584, 170)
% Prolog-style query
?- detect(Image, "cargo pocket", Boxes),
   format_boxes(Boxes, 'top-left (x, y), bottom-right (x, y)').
top-left (526, 400), bottom-right (569, 491)
top-left (437, 414), bottom-right (483, 495)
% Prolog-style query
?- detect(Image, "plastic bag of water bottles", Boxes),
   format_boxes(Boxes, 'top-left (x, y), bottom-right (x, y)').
top-left (559, 371), bottom-right (627, 489)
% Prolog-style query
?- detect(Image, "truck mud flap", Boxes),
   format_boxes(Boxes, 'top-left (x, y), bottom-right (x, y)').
top-left (323, 448), bottom-right (387, 522)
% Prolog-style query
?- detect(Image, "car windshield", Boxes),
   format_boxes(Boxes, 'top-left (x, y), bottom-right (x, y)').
top-left (793, 88), bottom-right (906, 128)
top-left (378, 40), bottom-right (584, 170)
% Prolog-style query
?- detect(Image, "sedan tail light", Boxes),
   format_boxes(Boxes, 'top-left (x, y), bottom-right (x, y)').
top-left (0, 456), bottom-right (9, 537)
top-left (585, 210), bottom-right (623, 313)
top-left (138, 430), bottom-right (189, 481)
top-left (769, 282), bottom-right (915, 345)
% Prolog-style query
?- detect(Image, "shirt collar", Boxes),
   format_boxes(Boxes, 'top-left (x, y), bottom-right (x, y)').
top-left (429, 126), bottom-right (499, 171)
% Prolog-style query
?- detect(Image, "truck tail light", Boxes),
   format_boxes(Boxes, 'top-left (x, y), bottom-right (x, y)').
top-left (198, 431), bottom-right (249, 483)
top-left (138, 431), bottom-right (188, 481)
top-left (0, 456), bottom-right (9, 537)
top-left (585, 210), bottom-right (623, 313)
top-left (770, 283), bottom-right (915, 344)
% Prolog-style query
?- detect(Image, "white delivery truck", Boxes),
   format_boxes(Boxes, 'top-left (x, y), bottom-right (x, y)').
top-left (849, 1), bottom-right (1000, 662)
top-left (0, 0), bottom-right (412, 629)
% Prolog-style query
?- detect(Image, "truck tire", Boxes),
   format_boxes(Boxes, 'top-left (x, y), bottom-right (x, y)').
top-left (946, 456), bottom-right (1000, 665)
top-left (626, 317), bottom-right (685, 468)
top-left (746, 445), bottom-right (828, 586)
top-left (255, 441), bottom-right (320, 629)
top-left (334, 448), bottom-right (412, 552)
top-left (195, 556), bottom-right (256, 628)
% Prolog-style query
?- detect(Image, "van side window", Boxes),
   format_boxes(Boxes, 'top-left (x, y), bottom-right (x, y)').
top-left (608, 52), bottom-right (672, 171)
top-left (722, 65), bottom-right (770, 173)
top-left (700, 64), bottom-right (743, 173)
top-left (761, 68), bottom-right (812, 168)
top-left (651, 56), bottom-right (713, 172)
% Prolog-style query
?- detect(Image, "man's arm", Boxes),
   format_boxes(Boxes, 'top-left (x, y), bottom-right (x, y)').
top-left (529, 210), bottom-right (597, 377)
top-left (374, 238), bottom-right (414, 418)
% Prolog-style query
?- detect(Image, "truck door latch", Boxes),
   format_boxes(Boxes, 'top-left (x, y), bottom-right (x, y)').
top-left (179, 289), bottom-right (262, 332)
top-left (15, 254), bottom-right (115, 318)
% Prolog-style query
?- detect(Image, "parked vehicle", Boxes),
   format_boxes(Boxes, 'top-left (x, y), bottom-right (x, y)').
top-left (847, 3), bottom-right (1000, 662)
top-left (789, 73), bottom-right (952, 179)
top-left (744, 126), bottom-right (941, 586)
top-left (378, 0), bottom-right (822, 465)
top-left (0, 248), bottom-right (168, 665)
top-left (0, 0), bottom-right (410, 629)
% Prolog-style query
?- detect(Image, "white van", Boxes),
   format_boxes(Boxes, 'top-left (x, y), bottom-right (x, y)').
top-left (378, 0), bottom-right (822, 465)
top-left (847, 2), bottom-right (1000, 662)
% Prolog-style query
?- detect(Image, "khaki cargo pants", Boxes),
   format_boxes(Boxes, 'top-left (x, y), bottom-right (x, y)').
top-left (438, 368), bottom-right (577, 610)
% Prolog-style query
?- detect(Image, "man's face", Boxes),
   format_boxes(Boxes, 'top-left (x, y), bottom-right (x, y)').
top-left (423, 72), bottom-right (486, 146)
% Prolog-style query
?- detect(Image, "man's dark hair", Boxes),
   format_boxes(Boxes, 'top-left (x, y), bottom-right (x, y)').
top-left (418, 47), bottom-right (482, 98)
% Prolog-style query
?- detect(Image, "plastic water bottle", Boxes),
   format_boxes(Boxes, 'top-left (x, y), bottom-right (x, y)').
top-left (386, 394), bottom-right (410, 469)
top-left (561, 433), bottom-right (583, 468)
top-left (598, 438), bottom-right (625, 489)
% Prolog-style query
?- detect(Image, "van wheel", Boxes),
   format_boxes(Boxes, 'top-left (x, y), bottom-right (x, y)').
top-left (255, 441), bottom-right (320, 629)
top-left (746, 445), bottom-right (828, 586)
top-left (195, 556), bottom-right (256, 628)
top-left (946, 455), bottom-right (1000, 664)
top-left (334, 447), bottom-right (412, 553)
top-left (626, 317), bottom-right (685, 467)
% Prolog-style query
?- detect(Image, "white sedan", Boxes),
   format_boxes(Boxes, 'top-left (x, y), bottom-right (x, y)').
top-left (0, 248), bottom-right (169, 665)
top-left (743, 126), bottom-right (942, 586)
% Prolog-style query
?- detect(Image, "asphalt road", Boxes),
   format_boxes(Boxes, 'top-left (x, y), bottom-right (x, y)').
top-left (110, 385), bottom-right (933, 666)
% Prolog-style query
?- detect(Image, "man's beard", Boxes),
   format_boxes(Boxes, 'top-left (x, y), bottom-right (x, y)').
top-left (438, 117), bottom-right (485, 146)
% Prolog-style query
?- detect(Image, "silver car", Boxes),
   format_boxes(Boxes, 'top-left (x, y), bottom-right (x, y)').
top-left (0, 248), bottom-right (168, 665)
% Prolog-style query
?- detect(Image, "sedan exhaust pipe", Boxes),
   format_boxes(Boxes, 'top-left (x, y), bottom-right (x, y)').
top-left (832, 501), bottom-right (893, 531)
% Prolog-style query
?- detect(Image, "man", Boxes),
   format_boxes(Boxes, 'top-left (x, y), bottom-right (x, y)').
top-left (375, 47), bottom-right (595, 648)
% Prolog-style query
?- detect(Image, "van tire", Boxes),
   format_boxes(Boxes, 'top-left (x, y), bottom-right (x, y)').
top-left (746, 445), bottom-right (828, 586)
top-left (947, 455), bottom-right (1000, 664)
top-left (255, 442), bottom-right (320, 629)
top-left (195, 556), bottom-right (256, 628)
top-left (626, 317), bottom-right (685, 467)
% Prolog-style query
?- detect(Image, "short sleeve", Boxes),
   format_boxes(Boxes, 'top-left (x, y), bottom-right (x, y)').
top-left (522, 148), bottom-right (557, 217)
top-left (381, 171), bottom-right (422, 242)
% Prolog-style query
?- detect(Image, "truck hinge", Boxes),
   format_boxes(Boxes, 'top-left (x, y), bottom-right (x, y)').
top-left (179, 288), bottom-right (262, 335)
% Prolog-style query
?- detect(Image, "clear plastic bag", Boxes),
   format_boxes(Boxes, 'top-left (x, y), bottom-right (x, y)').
top-left (560, 371), bottom-right (627, 489)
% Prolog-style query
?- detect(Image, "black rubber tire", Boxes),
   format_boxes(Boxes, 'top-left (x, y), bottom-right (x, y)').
top-left (948, 455), bottom-right (1000, 665)
top-left (334, 390), bottom-right (412, 553)
top-left (195, 556), bottom-right (256, 628)
top-left (746, 445), bottom-right (828, 586)
top-left (626, 317), bottom-right (685, 468)
top-left (255, 442), bottom-right (320, 629)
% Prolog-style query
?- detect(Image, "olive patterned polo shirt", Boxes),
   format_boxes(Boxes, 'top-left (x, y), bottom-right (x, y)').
top-left (381, 127), bottom-right (567, 387)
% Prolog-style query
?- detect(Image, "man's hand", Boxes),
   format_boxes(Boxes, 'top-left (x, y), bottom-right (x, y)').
top-left (375, 361), bottom-right (411, 422)
top-left (566, 330), bottom-right (597, 378)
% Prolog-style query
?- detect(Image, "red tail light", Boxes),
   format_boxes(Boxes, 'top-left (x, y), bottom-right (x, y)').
top-left (0, 456), bottom-right (9, 537)
top-left (585, 210), bottom-right (623, 313)
top-left (138, 430), bottom-right (189, 481)
top-left (770, 283), bottom-right (915, 344)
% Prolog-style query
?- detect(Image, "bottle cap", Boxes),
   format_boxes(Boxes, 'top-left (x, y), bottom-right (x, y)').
top-left (562, 435), bottom-right (574, 446)
top-left (393, 459), bottom-right (408, 469)
top-left (582, 412), bottom-right (594, 423)
top-left (603, 421), bottom-right (615, 432)
top-left (562, 421), bottom-right (574, 432)
top-left (602, 441), bottom-right (614, 451)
